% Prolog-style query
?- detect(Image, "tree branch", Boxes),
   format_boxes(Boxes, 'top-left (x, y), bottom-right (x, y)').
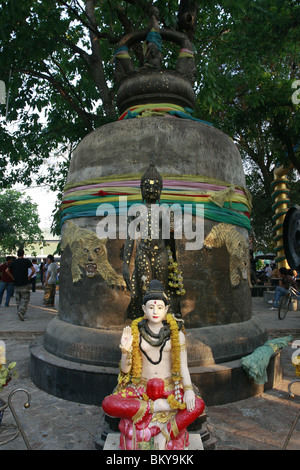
top-left (61, 37), bottom-right (92, 67)
top-left (177, 0), bottom-right (199, 40)
top-left (51, 54), bottom-right (90, 112)
top-left (58, 0), bottom-right (119, 43)
top-left (85, 0), bottom-right (116, 117)
top-left (13, 66), bottom-right (96, 129)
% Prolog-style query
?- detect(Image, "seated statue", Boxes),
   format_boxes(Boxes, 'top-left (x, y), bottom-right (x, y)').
top-left (102, 280), bottom-right (205, 450)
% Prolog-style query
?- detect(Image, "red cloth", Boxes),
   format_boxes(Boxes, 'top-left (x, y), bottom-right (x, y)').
top-left (102, 378), bottom-right (205, 450)
top-left (0, 263), bottom-right (13, 283)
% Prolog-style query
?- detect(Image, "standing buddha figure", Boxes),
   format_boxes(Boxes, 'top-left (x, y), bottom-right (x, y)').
top-left (123, 163), bottom-right (180, 319)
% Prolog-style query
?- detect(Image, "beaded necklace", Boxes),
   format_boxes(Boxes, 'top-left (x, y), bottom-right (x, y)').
top-left (138, 320), bottom-right (170, 365)
top-left (130, 314), bottom-right (185, 408)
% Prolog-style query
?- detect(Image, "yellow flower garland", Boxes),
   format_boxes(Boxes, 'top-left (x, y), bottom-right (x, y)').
top-left (117, 313), bottom-right (187, 409)
top-left (131, 316), bottom-right (144, 384)
top-left (167, 394), bottom-right (186, 410)
top-left (166, 246), bottom-right (186, 296)
top-left (130, 313), bottom-right (183, 386)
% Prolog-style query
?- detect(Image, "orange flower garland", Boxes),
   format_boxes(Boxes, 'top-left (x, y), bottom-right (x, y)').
top-left (130, 316), bottom-right (144, 384)
top-left (167, 313), bottom-right (181, 383)
top-left (127, 313), bottom-right (186, 409)
top-left (167, 393), bottom-right (186, 410)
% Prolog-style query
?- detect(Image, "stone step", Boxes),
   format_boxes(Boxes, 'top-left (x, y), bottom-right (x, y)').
top-left (103, 432), bottom-right (204, 450)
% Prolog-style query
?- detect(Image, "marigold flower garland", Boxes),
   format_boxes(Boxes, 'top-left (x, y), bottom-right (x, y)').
top-left (294, 355), bottom-right (300, 377)
top-left (130, 316), bottom-right (144, 384)
top-left (166, 246), bottom-right (186, 296)
top-left (128, 313), bottom-right (186, 410)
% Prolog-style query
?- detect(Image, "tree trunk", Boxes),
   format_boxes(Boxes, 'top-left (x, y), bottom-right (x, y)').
top-left (85, 0), bottom-right (116, 118)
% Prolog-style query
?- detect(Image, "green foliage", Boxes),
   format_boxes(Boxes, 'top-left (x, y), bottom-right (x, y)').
top-left (0, 0), bottom-right (299, 247)
top-left (0, 0), bottom-right (116, 191)
top-left (192, 0), bottom-right (300, 247)
top-left (194, 0), bottom-right (299, 157)
top-left (0, 362), bottom-right (18, 392)
top-left (0, 189), bottom-right (44, 255)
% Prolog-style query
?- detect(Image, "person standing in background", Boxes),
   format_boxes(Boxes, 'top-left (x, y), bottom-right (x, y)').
top-left (6, 248), bottom-right (35, 321)
top-left (0, 256), bottom-right (14, 307)
top-left (29, 259), bottom-right (39, 292)
top-left (43, 255), bottom-right (58, 308)
top-left (40, 258), bottom-right (47, 286)
top-left (268, 267), bottom-right (297, 310)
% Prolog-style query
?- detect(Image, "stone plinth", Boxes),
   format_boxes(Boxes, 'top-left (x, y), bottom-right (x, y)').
top-left (102, 432), bottom-right (204, 450)
top-left (31, 116), bottom-right (271, 405)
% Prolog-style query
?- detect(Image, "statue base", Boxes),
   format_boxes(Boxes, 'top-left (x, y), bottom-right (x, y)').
top-left (102, 432), bottom-right (204, 450)
top-left (94, 407), bottom-right (216, 450)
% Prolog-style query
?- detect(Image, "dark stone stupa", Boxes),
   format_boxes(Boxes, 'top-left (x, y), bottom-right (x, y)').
top-left (30, 7), bottom-right (280, 407)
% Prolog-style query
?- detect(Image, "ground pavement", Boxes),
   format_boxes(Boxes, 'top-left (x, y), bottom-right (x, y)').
top-left (0, 287), bottom-right (299, 451)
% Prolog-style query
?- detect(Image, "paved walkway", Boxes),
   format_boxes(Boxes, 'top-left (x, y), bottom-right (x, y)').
top-left (0, 288), bottom-right (299, 450)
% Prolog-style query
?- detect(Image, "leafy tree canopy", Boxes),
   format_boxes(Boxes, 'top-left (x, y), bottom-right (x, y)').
top-left (0, 189), bottom-right (44, 255)
top-left (0, 0), bottom-right (299, 248)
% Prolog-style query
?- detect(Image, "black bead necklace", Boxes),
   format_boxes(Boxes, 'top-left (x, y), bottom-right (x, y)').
top-left (138, 319), bottom-right (171, 365)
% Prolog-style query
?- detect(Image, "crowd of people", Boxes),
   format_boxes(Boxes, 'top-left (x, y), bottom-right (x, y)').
top-left (250, 251), bottom-right (299, 311)
top-left (0, 250), bottom-right (59, 321)
top-left (250, 252), bottom-right (298, 285)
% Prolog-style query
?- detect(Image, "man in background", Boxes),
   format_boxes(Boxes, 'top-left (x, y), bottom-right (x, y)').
top-left (6, 248), bottom-right (35, 321)
top-left (0, 256), bottom-right (14, 307)
top-left (268, 267), bottom-right (297, 310)
top-left (29, 259), bottom-right (39, 292)
top-left (43, 254), bottom-right (58, 308)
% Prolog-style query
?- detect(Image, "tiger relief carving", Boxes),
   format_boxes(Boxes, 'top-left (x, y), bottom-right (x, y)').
top-left (203, 223), bottom-right (251, 288)
top-left (61, 221), bottom-right (126, 289)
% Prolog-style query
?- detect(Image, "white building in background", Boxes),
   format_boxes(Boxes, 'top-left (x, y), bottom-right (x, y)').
top-left (27, 227), bottom-right (60, 261)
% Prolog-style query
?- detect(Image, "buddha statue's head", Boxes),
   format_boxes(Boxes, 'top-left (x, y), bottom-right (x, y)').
top-left (140, 163), bottom-right (163, 204)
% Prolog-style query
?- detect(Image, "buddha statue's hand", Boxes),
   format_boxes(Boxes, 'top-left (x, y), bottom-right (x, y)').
top-left (153, 398), bottom-right (172, 413)
top-left (184, 390), bottom-right (195, 412)
top-left (119, 326), bottom-right (133, 353)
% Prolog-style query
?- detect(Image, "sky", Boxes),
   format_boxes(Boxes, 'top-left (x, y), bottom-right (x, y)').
top-left (1, 102), bottom-right (63, 235)
top-left (14, 183), bottom-right (58, 233)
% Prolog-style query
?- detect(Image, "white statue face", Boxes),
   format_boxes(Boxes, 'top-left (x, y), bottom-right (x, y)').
top-left (142, 299), bottom-right (168, 324)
